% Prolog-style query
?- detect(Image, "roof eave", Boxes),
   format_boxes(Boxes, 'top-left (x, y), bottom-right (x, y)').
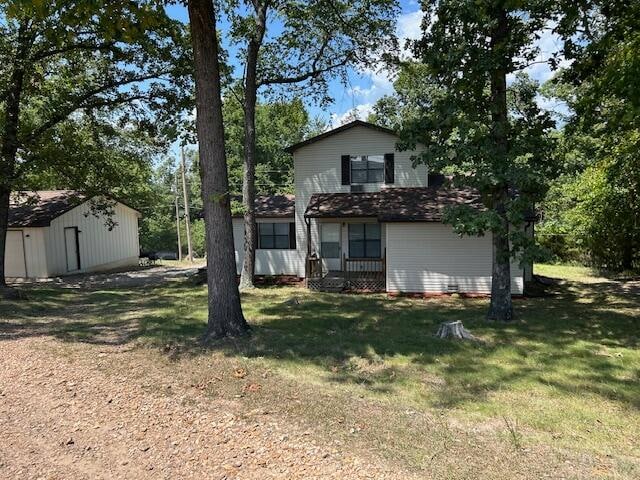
top-left (286, 120), bottom-right (396, 154)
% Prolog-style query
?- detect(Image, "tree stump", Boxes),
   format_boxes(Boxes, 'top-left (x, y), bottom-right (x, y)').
top-left (435, 321), bottom-right (478, 341)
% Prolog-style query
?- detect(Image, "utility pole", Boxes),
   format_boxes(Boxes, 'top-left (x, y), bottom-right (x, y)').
top-left (181, 146), bottom-right (194, 262)
top-left (175, 172), bottom-right (183, 261)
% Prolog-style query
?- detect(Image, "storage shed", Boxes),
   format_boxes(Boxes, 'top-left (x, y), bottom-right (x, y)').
top-left (5, 190), bottom-right (141, 279)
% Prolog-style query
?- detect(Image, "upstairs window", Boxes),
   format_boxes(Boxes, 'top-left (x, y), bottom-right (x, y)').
top-left (258, 222), bottom-right (296, 249)
top-left (350, 155), bottom-right (384, 184)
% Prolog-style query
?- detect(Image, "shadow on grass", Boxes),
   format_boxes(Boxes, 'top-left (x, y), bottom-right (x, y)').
top-left (0, 275), bottom-right (638, 410)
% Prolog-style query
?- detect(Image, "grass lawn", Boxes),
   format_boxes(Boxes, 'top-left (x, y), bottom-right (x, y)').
top-left (2, 264), bottom-right (639, 478)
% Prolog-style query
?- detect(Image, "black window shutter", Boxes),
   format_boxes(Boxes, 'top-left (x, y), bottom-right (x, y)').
top-left (384, 153), bottom-right (395, 184)
top-left (341, 155), bottom-right (351, 185)
top-left (289, 222), bottom-right (296, 249)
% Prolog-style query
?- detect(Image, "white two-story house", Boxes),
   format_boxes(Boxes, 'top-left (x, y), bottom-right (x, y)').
top-left (232, 120), bottom-right (531, 295)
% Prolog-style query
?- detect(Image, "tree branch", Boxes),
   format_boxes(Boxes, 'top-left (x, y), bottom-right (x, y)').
top-left (31, 40), bottom-right (118, 61)
top-left (15, 93), bottom-right (152, 177)
top-left (22, 71), bottom-right (172, 144)
top-left (258, 53), bottom-right (350, 86)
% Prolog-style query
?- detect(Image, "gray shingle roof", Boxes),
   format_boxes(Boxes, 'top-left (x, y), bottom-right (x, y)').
top-left (304, 184), bottom-right (485, 222)
top-left (8, 190), bottom-right (86, 227)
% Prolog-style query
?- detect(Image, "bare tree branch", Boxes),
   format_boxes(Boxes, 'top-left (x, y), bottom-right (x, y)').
top-left (259, 54), bottom-right (350, 86)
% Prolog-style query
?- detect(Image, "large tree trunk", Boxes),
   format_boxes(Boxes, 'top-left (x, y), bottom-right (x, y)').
top-left (486, 5), bottom-right (513, 322)
top-left (187, 0), bottom-right (249, 340)
top-left (238, 45), bottom-right (258, 290)
top-left (239, 3), bottom-right (267, 291)
top-left (0, 20), bottom-right (31, 291)
top-left (488, 206), bottom-right (513, 321)
top-left (0, 188), bottom-right (10, 289)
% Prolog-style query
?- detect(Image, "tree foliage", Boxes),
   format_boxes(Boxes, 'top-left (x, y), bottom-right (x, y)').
top-left (224, 97), bottom-right (309, 195)
top-left (0, 0), bottom-right (192, 287)
top-left (376, 0), bottom-right (559, 320)
top-left (538, 0), bottom-right (640, 270)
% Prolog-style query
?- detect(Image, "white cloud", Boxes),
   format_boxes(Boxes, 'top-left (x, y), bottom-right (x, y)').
top-left (332, 9), bottom-right (425, 126)
top-left (397, 9), bottom-right (425, 43)
top-left (513, 22), bottom-right (571, 85)
top-left (334, 12), bottom-right (571, 125)
top-left (330, 103), bottom-right (375, 126)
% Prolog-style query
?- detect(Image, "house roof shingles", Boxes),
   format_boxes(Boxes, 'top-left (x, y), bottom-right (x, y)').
top-left (8, 190), bottom-right (86, 227)
top-left (304, 185), bottom-right (485, 222)
top-left (247, 194), bottom-right (295, 218)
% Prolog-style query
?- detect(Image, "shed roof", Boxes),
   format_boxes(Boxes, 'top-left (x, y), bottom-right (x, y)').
top-left (8, 190), bottom-right (140, 227)
top-left (9, 190), bottom-right (87, 227)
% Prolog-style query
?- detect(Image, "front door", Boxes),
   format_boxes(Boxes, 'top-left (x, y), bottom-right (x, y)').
top-left (64, 227), bottom-right (80, 272)
top-left (320, 223), bottom-right (341, 271)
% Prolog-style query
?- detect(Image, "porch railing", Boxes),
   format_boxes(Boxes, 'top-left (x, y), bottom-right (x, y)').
top-left (343, 251), bottom-right (386, 291)
top-left (305, 256), bottom-right (323, 279)
top-left (305, 251), bottom-right (386, 292)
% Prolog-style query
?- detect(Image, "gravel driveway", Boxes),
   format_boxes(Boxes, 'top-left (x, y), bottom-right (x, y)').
top-left (9, 265), bottom-right (202, 289)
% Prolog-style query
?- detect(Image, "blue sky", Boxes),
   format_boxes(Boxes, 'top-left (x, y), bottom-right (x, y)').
top-left (165, 1), bottom-right (429, 126)
top-left (166, 1), bottom-right (567, 131)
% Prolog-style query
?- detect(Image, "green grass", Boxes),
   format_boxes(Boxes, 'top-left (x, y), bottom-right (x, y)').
top-left (2, 263), bottom-right (639, 477)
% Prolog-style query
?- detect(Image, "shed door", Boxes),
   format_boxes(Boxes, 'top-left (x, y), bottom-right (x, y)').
top-left (5, 230), bottom-right (27, 277)
top-left (64, 227), bottom-right (80, 272)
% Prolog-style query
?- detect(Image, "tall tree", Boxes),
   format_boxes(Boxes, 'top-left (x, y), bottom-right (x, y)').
top-left (536, 1), bottom-right (640, 271)
top-left (187, 0), bottom-right (249, 339)
top-left (228, 0), bottom-right (399, 290)
top-left (0, 0), bottom-right (190, 293)
top-left (224, 97), bottom-right (309, 194)
top-left (386, 1), bottom-right (558, 321)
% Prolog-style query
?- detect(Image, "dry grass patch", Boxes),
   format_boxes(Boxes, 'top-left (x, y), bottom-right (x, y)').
top-left (1, 264), bottom-right (639, 478)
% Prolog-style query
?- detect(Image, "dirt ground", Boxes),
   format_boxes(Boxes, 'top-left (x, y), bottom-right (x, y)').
top-left (0, 337), bottom-right (413, 480)
top-left (8, 264), bottom-right (203, 289)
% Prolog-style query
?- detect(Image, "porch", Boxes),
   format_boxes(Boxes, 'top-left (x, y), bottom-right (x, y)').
top-left (305, 253), bottom-right (386, 293)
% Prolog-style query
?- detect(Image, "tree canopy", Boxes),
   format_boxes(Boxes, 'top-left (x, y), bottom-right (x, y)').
top-left (0, 0), bottom-right (192, 288)
top-left (372, 0), bottom-right (561, 320)
top-left (537, 0), bottom-right (640, 271)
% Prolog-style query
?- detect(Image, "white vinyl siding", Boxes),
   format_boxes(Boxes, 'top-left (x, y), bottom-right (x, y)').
top-left (385, 223), bottom-right (524, 295)
top-left (5, 230), bottom-right (26, 277)
top-left (232, 218), bottom-right (300, 276)
top-left (45, 200), bottom-right (140, 276)
top-left (5, 228), bottom-right (49, 278)
top-left (294, 125), bottom-right (427, 276)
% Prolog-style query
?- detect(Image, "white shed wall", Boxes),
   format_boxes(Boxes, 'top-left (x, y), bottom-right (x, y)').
top-left (232, 218), bottom-right (301, 276)
top-left (5, 228), bottom-right (49, 278)
top-left (294, 125), bottom-right (427, 276)
top-left (385, 223), bottom-right (524, 295)
top-left (23, 227), bottom-right (49, 278)
top-left (45, 201), bottom-right (140, 276)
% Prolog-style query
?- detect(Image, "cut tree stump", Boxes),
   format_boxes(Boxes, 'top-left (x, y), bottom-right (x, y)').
top-left (435, 321), bottom-right (478, 341)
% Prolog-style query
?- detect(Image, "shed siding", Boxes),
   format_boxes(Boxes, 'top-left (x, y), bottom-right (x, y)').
top-left (232, 218), bottom-right (300, 276)
top-left (385, 223), bottom-right (524, 295)
top-left (294, 125), bottom-right (427, 276)
top-left (5, 228), bottom-right (49, 278)
top-left (23, 227), bottom-right (49, 278)
top-left (45, 201), bottom-right (140, 276)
